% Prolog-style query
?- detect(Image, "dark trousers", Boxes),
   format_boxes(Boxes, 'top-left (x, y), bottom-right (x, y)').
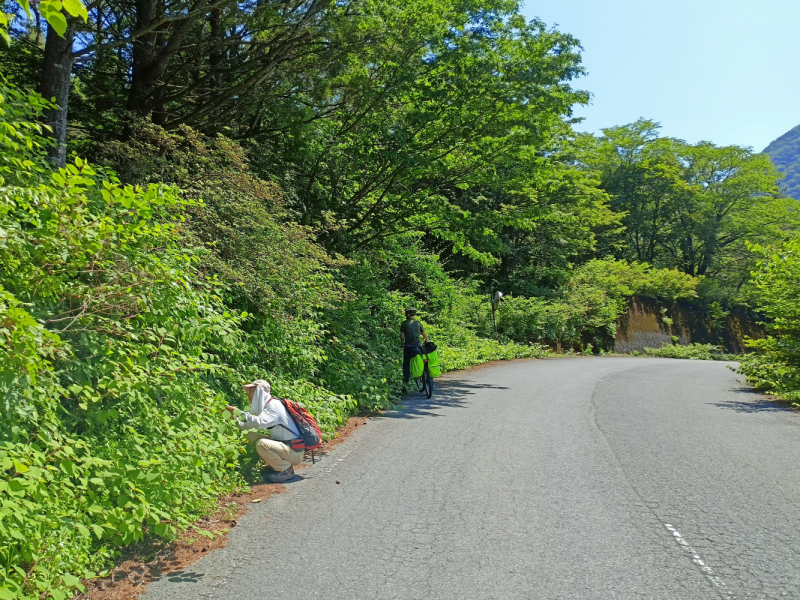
top-left (403, 344), bottom-right (422, 383)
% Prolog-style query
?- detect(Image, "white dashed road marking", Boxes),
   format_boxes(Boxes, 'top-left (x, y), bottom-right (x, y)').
top-left (301, 447), bottom-right (356, 480)
top-left (664, 523), bottom-right (735, 600)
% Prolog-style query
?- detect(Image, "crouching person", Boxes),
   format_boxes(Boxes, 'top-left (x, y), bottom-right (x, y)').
top-left (226, 379), bottom-right (304, 483)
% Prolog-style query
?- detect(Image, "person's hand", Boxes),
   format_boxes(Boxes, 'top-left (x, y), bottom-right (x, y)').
top-left (225, 405), bottom-right (238, 418)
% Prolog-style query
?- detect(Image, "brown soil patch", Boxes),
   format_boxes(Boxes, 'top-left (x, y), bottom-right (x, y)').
top-left (80, 415), bottom-right (370, 600)
top-left (320, 415), bottom-right (369, 452)
top-left (79, 483), bottom-right (285, 600)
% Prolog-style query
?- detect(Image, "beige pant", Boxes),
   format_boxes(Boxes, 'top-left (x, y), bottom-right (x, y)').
top-left (250, 435), bottom-right (304, 472)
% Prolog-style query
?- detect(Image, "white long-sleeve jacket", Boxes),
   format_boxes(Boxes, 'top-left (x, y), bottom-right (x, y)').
top-left (235, 386), bottom-right (301, 441)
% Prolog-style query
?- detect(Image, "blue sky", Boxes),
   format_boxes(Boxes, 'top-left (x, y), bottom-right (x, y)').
top-left (520, 0), bottom-right (800, 151)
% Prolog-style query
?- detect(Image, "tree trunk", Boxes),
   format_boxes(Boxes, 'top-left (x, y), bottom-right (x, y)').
top-left (127, 0), bottom-right (163, 122)
top-left (127, 0), bottom-right (208, 129)
top-left (209, 9), bottom-right (223, 88)
top-left (40, 21), bottom-right (76, 168)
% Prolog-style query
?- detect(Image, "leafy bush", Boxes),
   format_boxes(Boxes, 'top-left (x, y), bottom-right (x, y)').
top-left (495, 296), bottom-right (578, 347)
top-left (493, 259), bottom-right (699, 349)
top-left (737, 241), bottom-right (800, 402)
top-left (571, 259), bottom-right (699, 302)
top-left (429, 322), bottom-right (549, 370)
top-left (0, 78), bottom-right (255, 599)
top-left (641, 343), bottom-right (736, 361)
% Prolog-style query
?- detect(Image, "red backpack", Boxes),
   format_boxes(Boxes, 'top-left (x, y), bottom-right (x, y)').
top-left (274, 398), bottom-right (322, 451)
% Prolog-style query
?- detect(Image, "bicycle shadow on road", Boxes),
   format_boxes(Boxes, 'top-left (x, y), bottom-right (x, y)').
top-left (381, 379), bottom-right (509, 420)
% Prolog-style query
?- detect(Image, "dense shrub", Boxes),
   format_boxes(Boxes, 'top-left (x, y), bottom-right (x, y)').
top-left (0, 80), bottom-right (250, 600)
top-left (641, 343), bottom-right (736, 361)
top-left (494, 259), bottom-right (699, 349)
top-left (737, 241), bottom-right (800, 402)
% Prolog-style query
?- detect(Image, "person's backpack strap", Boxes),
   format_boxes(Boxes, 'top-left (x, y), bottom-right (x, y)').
top-left (266, 396), bottom-right (308, 440)
top-left (276, 398), bottom-right (323, 450)
top-left (288, 438), bottom-right (305, 451)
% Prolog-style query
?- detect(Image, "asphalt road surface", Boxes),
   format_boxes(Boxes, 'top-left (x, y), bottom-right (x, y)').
top-left (142, 357), bottom-right (800, 600)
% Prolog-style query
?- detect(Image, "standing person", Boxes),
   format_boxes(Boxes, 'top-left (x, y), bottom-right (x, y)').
top-left (225, 380), bottom-right (304, 483)
top-left (400, 307), bottom-right (430, 391)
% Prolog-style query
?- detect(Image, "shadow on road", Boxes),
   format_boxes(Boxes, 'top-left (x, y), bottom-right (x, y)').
top-left (167, 570), bottom-right (204, 583)
top-left (711, 388), bottom-right (800, 413)
top-left (380, 378), bottom-right (508, 420)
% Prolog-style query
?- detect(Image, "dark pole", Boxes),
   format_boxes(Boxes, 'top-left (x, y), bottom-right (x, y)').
top-left (491, 298), bottom-right (498, 340)
top-left (490, 290), bottom-right (502, 341)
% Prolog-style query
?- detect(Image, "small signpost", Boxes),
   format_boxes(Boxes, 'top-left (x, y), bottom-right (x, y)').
top-left (491, 290), bottom-right (503, 340)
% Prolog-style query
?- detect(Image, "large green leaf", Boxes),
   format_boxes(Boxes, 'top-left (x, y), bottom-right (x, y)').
top-left (61, 0), bottom-right (88, 20)
top-left (45, 11), bottom-right (67, 36)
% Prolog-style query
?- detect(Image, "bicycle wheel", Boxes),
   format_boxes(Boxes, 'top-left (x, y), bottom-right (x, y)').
top-left (423, 366), bottom-right (433, 399)
top-left (413, 375), bottom-right (425, 392)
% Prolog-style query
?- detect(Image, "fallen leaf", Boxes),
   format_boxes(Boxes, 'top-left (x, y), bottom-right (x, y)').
top-left (251, 499), bottom-right (261, 503)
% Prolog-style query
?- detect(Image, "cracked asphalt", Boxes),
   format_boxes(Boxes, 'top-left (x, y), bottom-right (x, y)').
top-left (141, 357), bottom-right (800, 600)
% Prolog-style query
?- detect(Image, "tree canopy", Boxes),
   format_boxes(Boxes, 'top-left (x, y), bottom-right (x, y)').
top-left (573, 119), bottom-right (800, 300)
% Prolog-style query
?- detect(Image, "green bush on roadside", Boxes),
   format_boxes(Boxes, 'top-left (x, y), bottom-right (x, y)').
top-left (0, 79), bottom-right (253, 599)
top-left (641, 343), bottom-right (736, 361)
top-left (737, 241), bottom-right (800, 403)
top-left (493, 259), bottom-right (699, 350)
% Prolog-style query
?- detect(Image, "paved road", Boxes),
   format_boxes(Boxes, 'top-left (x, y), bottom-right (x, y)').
top-left (142, 357), bottom-right (800, 600)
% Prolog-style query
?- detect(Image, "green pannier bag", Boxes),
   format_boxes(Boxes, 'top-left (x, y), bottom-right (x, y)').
top-left (426, 350), bottom-right (441, 377)
top-left (410, 354), bottom-right (424, 378)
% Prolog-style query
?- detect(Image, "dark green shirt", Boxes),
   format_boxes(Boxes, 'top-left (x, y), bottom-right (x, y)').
top-left (400, 318), bottom-right (424, 345)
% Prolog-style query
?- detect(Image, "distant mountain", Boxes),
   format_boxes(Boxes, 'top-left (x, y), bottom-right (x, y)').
top-left (764, 125), bottom-right (800, 200)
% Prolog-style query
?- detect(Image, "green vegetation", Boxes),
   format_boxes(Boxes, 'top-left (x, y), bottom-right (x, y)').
top-left (764, 124), bottom-right (800, 200)
top-left (0, 83), bottom-right (251, 600)
top-left (494, 259), bottom-right (698, 349)
top-left (641, 344), bottom-right (736, 361)
top-left (1, 0), bottom-right (799, 596)
top-left (737, 240), bottom-right (800, 402)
